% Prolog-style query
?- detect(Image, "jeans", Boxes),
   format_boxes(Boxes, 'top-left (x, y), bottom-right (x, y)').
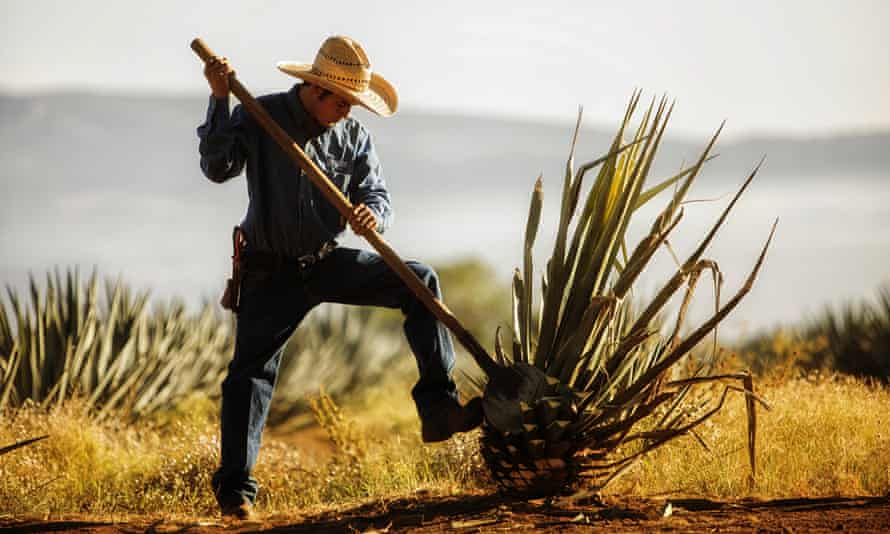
top-left (211, 247), bottom-right (458, 505)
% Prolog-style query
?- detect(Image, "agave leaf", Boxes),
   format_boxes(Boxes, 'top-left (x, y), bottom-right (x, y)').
top-left (69, 313), bottom-right (97, 390)
top-left (625, 377), bottom-right (763, 490)
top-left (555, 99), bottom-right (667, 354)
top-left (593, 99), bottom-right (671, 291)
top-left (591, 328), bottom-right (659, 395)
top-left (95, 344), bottom-right (160, 420)
top-left (664, 375), bottom-right (771, 410)
top-left (588, 385), bottom-right (737, 491)
top-left (0, 434), bottom-right (48, 457)
top-left (493, 326), bottom-right (508, 365)
top-left (28, 306), bottom-right (40, 400)
top-left (581, 391), bottom-right (675, 444)
top-left (130, 350), bottom-right (180, 415)
top-left (689, 157), bottom-right (765, 271)
top-left (95, 277), bottom-right (123, 383)
top-left (0, 293), bottom-right (12, 354)
top-left (548, 297), bottom-right (616, 382)
top-left (565, 107), bottom-right (584, 216)
top-left (53, 341), bottom-right (77, 409)
top-left (576, 339), bottom-right (668, 424)
top-left (540, 136), bottom-right (624, 365)
top-left (743, 372), bottom-right (758, 489)
top-left (633, 155), bottom-right (718, 213)
top-left (5, 287), bottom-right (23, 337)
top-left (0, 343), bottom-right (21, 410)
top-left (40, 371), bottom-right (64, 410)
top-left (612, 210), bottom-right (684, 299)
top-left (666, 263), bottom-right (705, 351)
top-left (522, 176), bottom-right (543, 366)
top-left (534, 93), bottom-right (641, 369)
top-left (629, 160), bottom-right (761, 337)
top-left (86, 337), bottom-right (134, 409)
top-left (654, 381), bottom-right (696, 430)
top-left (664, 122), bottom-right (725, 230)
top-left (511, 270), bottom-right (525, 363)
top-left (610, 220), bottom-right (777, 411)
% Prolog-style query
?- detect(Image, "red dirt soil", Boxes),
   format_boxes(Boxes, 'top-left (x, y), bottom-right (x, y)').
top-left (3, 494), bottom-right (889, 533)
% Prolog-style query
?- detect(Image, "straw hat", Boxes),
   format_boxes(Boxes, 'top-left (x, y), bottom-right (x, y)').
top-left (277, 36), bottom-right (398, 117)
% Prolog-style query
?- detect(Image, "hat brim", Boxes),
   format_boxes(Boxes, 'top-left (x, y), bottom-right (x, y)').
top-left (276, 62), bottom-right (398, 118)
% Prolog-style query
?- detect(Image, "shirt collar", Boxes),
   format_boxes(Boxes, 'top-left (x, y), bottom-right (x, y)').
top-left (286, 83), bottom-right (326, 139)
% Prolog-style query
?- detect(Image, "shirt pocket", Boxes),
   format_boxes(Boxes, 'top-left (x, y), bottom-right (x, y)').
top-left (327, 158), bottom-right (354, 193)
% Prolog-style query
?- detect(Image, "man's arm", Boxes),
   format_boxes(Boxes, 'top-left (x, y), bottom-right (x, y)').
top-left (349, 129), bottom-right (393, 234)
top-left (196, 56), bottom-right (249, 183)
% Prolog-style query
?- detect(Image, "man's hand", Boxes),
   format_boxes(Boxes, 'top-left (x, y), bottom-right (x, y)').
top-left (204, 56), bottom-right (233, 98)
top-left (348, 204), bottom-right (378, 237)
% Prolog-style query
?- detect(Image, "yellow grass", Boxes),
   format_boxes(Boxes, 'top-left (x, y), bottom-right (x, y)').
top-left (2, 373), bottom-right (888, 518)
top-left (610, 372), bottom-right (890, 498)
top-left (0, 387), bottom-right (483, 517)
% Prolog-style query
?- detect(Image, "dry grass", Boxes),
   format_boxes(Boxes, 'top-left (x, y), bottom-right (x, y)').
top-left (610, 372), bottom-right (890, 499)
top-left (1, 373), bottom-right (888, 519)
top-left (0, 387), bottom-right (484, 518)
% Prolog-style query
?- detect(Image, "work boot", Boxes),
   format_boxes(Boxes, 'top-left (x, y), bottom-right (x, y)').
top-left (219, 495), bottom-right (253, 520)
top-left (421, 396), bottom-right (484, 443)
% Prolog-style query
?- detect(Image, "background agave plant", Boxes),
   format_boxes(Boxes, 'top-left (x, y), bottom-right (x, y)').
top-left (0, 269), bottom-right (233, 419)
top-left (796, 287), bottom-right (890, 380)
top-left (477, 92), bottom-right (776, 496)
top-left (268, 304), bottom-right (404, 428)
top-left (0, 268), bottom-right (406, 422)
top-left (738, 284), bottom-right (890, 381)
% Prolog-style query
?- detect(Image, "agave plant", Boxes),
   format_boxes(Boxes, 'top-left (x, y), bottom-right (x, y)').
top-left (739, 285), bottom-right (890, 380)
top-left (267, 304), bottom-right (404, 427)
top-left (804, 286), bottom-right (890, 380)
top-left (0, 268), bottom-right (233, 419)
top-left (0, 268), bottom-right (409, 423)
top-left (477, 92), bottom-right (776, 496)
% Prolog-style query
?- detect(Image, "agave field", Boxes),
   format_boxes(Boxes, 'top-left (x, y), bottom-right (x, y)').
top-left (0, 268), bottom-right (404, 421)
top-left (1, 95), bottom-right (889, 531)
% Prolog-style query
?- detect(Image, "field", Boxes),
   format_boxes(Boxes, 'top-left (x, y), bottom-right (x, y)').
top-left (2, 263), bottom-right (890, 531)
top-left (2, 366), bottom-right (890, 532)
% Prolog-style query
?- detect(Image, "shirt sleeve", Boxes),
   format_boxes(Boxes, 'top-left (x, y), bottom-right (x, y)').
top-left (196, 96), bottom-right (249, 183)
top-left (351, 128), bottom-right (394, 233)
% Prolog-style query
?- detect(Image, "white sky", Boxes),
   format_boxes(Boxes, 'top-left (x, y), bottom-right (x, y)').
top-left (2, 0), bottom-right (889, 137)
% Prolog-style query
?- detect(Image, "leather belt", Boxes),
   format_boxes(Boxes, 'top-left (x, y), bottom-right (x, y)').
top-left (242, 241), bottom-right (337, 272)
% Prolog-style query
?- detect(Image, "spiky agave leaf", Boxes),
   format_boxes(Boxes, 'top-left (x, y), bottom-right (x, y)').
top-left (0, 434), bottom-right (48, 457)
top-left (480, 93), bottom-right (775, 496)
top-left (0, 268), bottom-right (235, 418)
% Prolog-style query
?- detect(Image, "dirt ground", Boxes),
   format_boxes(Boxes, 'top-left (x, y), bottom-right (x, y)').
top-left (3, 494), bottom-right (889, 533)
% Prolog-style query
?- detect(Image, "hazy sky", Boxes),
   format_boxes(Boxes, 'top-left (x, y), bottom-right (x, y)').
top-left (2, 0), bottom-right (889, 137)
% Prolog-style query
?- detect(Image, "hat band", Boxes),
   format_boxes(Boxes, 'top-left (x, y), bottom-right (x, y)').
top-left (310, 67), bottom-right (370, 93)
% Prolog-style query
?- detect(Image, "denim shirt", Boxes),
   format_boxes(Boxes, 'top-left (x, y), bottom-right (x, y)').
top-left (196, 83), bottom-right (393, 257)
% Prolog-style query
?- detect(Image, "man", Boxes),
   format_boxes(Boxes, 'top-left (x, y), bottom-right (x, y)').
top-left (196, 35), bottom-right (482, 519)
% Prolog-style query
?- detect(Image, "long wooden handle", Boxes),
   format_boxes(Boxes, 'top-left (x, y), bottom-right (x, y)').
top-left (191, 38), bottom-right (502, 378)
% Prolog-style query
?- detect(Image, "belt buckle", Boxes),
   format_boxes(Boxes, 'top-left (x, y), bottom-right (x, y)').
top-left (321, 240), bottom-right (335, 259)
top-left (297, 254), bottom-right (315, 270)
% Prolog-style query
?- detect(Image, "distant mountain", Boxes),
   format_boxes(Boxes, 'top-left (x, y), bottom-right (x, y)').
top-left (710, 132), bottom-right (890, 177)
top-left (2, 91), bottom-right (887, 203)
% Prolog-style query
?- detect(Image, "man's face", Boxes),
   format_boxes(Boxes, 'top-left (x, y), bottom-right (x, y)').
top-left (311, 87), bottom-right (353, 127)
